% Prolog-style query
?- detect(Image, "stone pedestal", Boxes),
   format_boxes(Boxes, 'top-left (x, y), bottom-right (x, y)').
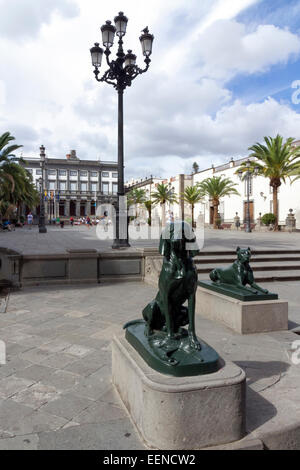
top-left (196, 286), bottom-right (288, 334)
top-left (112, 336), bottom-right (246, 450)
top-left (285, 209), bottom-right (296, 231)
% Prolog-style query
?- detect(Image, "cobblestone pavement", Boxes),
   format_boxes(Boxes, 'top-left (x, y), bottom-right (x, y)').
top-left (0, 281), bottom-right (300, 449)
top-left (0, 224), bottom-right (300, 255)
top-left (0, 283), bottom-right (157, 450)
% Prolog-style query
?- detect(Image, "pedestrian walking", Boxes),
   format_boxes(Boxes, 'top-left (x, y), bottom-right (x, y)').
top-left (27, 212), bottom-right (33, 229)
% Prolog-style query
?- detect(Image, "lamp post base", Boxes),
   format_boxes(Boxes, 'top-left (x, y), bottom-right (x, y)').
top-left (112, 239), bottom-right (131, 250)
top-left (39, 226), bottom-right (47, 234)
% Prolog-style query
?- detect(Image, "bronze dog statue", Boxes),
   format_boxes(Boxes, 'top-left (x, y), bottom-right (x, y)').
top-left (142, 221), bottom-right (201, 351)
top-left (209, 246), bottom-right (268, 294)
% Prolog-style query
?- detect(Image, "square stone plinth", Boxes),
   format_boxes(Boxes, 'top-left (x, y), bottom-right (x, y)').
top-left (196, 286), bottom-right (288, 334)
top-left (112, 336), bottom-right (246, 450)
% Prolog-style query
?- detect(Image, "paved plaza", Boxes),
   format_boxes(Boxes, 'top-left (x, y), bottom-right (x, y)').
top-left (0, 280), bottom-right (300, 449)
top-left (0, 224), bottom-right (300, 449)
top-left (0, 225), bottom-right (300, 255)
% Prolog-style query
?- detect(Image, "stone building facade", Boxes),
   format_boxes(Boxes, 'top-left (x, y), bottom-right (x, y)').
top-left (22, 150), bottom-right (118, 220)
top-left (125, 156), bottom-right (300, 229)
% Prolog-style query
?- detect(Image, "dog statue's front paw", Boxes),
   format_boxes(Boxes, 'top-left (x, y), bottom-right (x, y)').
top-left (188, 332), bottom-right (201, 351)
top-left (157, 335), bottom-right (178, 351)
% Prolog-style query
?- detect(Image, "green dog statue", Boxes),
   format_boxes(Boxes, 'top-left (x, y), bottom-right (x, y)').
top-left (124, 221), bottom-right (221, 376)
top-left (209, 246), bottom-right (269, 295)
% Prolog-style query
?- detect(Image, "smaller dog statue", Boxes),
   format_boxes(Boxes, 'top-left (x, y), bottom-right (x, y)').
top-left (209, 247), bottom-right (269, 295)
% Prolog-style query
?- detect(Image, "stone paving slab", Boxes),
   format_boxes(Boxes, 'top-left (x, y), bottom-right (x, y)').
top-left (0, 281), bottom-right (300, 449)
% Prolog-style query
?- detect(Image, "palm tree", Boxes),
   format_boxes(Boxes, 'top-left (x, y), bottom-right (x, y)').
top-left (144, 200), bottom-right (153, 226)
top-left (0, 132), bottom-right (23, 188)
top-left (197, 176), bottom-right (240, 229)
top-left (181, 186), bottom-right (203, 228)
top-left (0, 132), bottom-right (23, 220)
top-left (0, 132), bottom-right (22, 159)
top-left (192, 162), bottom-right (199, 174)
top-left (151, 182), bottom-right (178, 226)
top-left (0, 161), bottom-right (39, 219)
top-left (127, 188), bottom-right (147, 219)
top-left (244, 135), bottom-right (300, 231)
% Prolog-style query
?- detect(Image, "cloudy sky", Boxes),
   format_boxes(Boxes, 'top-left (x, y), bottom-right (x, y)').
top-left (1, 0), bottom-right (300, 180)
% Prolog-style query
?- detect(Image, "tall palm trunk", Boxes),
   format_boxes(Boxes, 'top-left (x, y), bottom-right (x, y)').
top-left (273, 187), bottom-right (279, 231)
top-left (148, 207), bottom-right (152, 226)
top-left (213, 199), bottom-right (219, 229)
top-left (191, 204), bottom-right (194, 228)
top-left (161, 202), bottom-right (166, 227)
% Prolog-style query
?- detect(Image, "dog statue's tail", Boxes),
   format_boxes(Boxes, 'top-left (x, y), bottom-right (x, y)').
top-left (123, 319), bottom-right (144, 330)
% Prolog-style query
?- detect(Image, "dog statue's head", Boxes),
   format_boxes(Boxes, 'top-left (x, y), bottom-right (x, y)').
top-left (159, 221), bottom-right (199, 258)
top-left (236, 246), bottom-right (251, 264)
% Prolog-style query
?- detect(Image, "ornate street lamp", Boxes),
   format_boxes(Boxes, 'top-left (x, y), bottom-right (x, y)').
top-left (90, 12), bottom-right (154, 249)
top-left (38, 145), bottom-right (47, 233)
top-left (238, 159), bottom-right (259, 233)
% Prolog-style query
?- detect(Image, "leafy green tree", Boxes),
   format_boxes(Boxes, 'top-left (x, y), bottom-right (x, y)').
top-left (243, 135), bottom-right (300, 230)
top-left (261, 213), bottom-right (276, 227)
top-left (197, 176), bottom-right (239, 229)
top-left (151, 182), bottom-right (178, 226)
top-left (181, 186), bottom-right (203, 228)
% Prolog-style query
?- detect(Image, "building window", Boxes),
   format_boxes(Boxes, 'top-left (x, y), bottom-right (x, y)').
top-left (102, 172), bottom-right (109, 178)
top-left (48, 169), bottom-right (56, 175)
top-left (59, 181), bottom-right (66, 190)
top-left (70, 170), bottom-right (77, 177)
top-left (70, 182), bottom-right (77, 191)
top-left (36, 169), bottom-right (42, 175)
top-left (81, 182), bottom-right (87, 191)
top-left (112, 172), bottom-right (118, 178)
top-left (112, 183), bottom-right (118, 195)
top-left (27, 169), bottom-right (33, 174)
top-left (59, 170), bottom-right (66, 176)
top-left (48, 181), bottom-right (55, 190)
top-left (102, 182), bottom-right (109, 194)
top-left (91, 171), bottom-right (98, 177)
top-left (80, 171), bottom-right (87, 177)
top-left (91, 183), bottom-right (97, 192)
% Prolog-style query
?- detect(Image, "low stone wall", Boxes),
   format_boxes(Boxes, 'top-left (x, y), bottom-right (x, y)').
top-left (4, 249), bottom-right (145, 288)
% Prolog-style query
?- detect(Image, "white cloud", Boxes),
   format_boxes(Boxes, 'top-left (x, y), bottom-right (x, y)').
top-left (0, 81), bottom-right (5, 107)
top-left (0, 0), bottom-right (299, 180)
top-left (0, 0), bottom-right (79, 39)
top-left (195, 21), bottom-right (300, 79)
top-left (124, 97), bottom-right (300, 164)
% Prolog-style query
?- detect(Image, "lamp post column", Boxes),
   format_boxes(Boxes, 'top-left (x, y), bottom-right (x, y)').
top-left (39, 145), bottom-right (47, 234)
top-left (245, 172), bottom-right (251, 233)
top-left (91, 13), bottom-right (154, 248)
top-left (112, 88), bottom-right (130, 248)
